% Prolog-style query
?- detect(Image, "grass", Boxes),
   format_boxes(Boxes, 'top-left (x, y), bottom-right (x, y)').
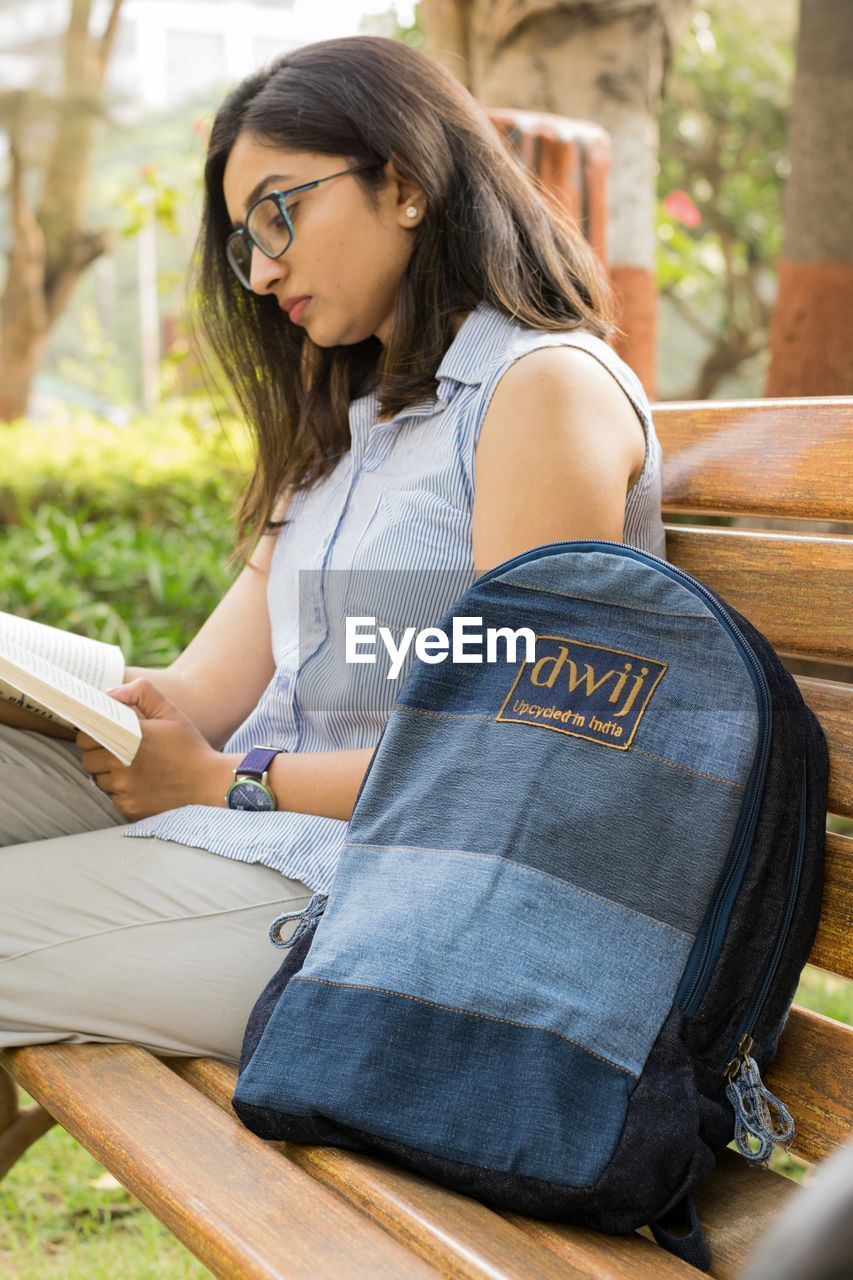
top-left (0, 1091), bottom-right (213, 1278)
top-left (795, 964), bottom-right (853, 1025)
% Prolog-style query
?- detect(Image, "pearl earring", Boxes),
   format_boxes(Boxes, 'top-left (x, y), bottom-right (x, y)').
top-left (405, 206), bottom-right (418, 219)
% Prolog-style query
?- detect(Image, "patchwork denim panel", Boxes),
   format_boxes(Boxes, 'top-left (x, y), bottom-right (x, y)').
top-left (296, 845), bottom-right (694, 1076)
top-left (349, 707), bottom-right (747, 935)
top-left (498, 550), bottom-right (717, 619)
top-left (237, 976), bottom-right (633, 1186)
top-left (345, 551), bottom-right (759, 943)
top-left (400, 583), bottom-right (758, 785)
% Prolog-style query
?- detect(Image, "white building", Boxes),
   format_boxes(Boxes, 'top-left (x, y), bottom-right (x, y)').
top-left (111, 0), bottom-right (300, 115)
top-left (0, 0), bottom-right (409, 116)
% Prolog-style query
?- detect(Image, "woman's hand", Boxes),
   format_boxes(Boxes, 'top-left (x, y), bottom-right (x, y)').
top-left (76, 678), bottom-right (229, 820)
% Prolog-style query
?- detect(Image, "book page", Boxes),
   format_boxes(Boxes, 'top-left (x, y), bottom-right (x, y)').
top-left (0, 640), bottom-right (141, 764)
top-left (0, 612), bottom-right (124, 690)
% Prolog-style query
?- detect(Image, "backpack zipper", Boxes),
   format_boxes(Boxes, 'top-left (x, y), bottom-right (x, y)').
top-left (475, 538), bottom-right (772, 1016)
top-left (724, 753), bottom-right (808, 1066)
top-left (718, 753), bottom-right (808, 1162)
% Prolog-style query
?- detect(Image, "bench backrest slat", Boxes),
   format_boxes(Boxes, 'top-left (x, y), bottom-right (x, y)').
top-left (796, 678), bottom-right (853, 820)
top-left (656, 399), bottom-right (853, 521)
top-left (811, 831), bottom-right (853, 979)
top-left (765, 1006), bottom-right (853, 1163)
top-left (663, 527), bottom-right (852, 664)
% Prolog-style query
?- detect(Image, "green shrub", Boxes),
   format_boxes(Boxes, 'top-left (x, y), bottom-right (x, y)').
top-left (0, 399), bottom-right (251, 528)
top-left (0, 402), bottom-right (252, 664)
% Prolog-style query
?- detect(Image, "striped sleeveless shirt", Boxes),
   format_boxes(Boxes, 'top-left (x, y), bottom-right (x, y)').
top-left (124, 302), bottom-right (667, 892)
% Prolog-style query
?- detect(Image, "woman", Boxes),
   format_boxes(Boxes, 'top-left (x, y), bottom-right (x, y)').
top-left (0, 36), bottom-right (665, 1064)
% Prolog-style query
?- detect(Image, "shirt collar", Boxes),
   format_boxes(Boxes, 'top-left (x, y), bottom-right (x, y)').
top-left (349, 301), bottom-right (518, 435)
top-left (434, 300), bottom-right (519, 389)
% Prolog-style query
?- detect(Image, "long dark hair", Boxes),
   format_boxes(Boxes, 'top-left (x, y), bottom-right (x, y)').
top-left (197, 36), bottom-right (618, 566)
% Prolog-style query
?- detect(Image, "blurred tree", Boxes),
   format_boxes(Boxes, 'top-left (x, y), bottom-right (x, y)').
top-left (0, 0), bottom-right (124, 422)
top-left (656, 2), bottom-right (794, 399)
top-left (766, 0), bottom-right (853, 395)
top-left (419, 0), bottom-right (696, 397)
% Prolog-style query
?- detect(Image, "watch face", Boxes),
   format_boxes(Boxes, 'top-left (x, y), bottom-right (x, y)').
top-left (227, 779), bottom-right (276, 811)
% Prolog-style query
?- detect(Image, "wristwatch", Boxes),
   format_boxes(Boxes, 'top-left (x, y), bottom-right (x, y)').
top-left (225, 746), bottom-right (286, 811)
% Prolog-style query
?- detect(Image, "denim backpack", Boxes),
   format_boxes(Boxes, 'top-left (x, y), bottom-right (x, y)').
top-left (233, 540), bottom-right (829, 1272)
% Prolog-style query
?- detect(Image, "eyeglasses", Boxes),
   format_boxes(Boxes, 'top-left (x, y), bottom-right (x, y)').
top-left (225, 162), bottom-right (377, 290)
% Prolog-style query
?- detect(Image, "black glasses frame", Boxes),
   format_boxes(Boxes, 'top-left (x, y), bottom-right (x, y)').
top-left (225, 162), bottom-right (378, 289)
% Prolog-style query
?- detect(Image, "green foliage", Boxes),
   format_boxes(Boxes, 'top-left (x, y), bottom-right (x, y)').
top-left (92, 97), bottom-right (210, 240)
top-left (659, 3), bottom-right (793, 269)
top-left (796, 964), bottom-right (853, 1027)
top-left (0, 402), bottom-right (251, 665)
top-left (657, 2), bottom-right (795, 395)
top-left (52, 305), bottom-right (135, 409)
top-left (0, 506), bottom-right (235, 666)
top-left (392, 2), bottom-right (425, 48)
top-left (118, 165), bottom-right (184, 239)
top-left (0, 401), bottom-right (250, 527)
top-left (42, 94), bottom-right (214, 408)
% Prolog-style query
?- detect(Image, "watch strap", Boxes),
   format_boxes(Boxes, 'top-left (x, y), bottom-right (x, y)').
top-left (235, 746), bottom-right (286, 780)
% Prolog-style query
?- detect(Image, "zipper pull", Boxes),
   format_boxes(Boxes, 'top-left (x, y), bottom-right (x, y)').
top-left (724, 1033), bottom-right (795, 1164)
top-left (268, 892), bottom-right (329, 948)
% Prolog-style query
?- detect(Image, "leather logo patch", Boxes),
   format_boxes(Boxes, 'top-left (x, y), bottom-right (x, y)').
top-left (495, 634), bottom-right (667, 750)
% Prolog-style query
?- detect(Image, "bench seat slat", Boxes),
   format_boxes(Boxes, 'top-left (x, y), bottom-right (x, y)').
top-left (655, 398), bottom-right (853, 522)
top-left (664, 527), bottom-right (853, 663)
top-left (796, 677), bottom-right (853, 819)
top-left (765, 1005), bottom-right (853, 1163)
top-left (169, 1058), bottom-right (703, 1280)
top-left (810, 832), bottom-right (853, 978)
top-left (689, 1148), bottom-right (796, 1280)
top-left (1, 1044), bottom-right (441, 1280)
top-left (169, 1058), bottom-right (792, 1280)
top-left (502, 1209), bottom-right (725, 1279)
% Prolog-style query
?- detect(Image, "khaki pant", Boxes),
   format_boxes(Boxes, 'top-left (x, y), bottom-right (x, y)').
top-left (0, 725), bottom-right (313, 1063)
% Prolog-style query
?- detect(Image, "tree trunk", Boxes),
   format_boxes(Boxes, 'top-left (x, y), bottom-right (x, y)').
top-left (766, 0), bottom-right (853, 395)
top-left (0, 131), bottom-right (50, 421)
top-left (0, 0), bottom-right (123, 421)
top-left (421, 0), bottom-right (694, 397)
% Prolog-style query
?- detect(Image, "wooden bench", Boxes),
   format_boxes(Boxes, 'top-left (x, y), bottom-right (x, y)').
top-left (2, 394), bottom-right (851, 1278)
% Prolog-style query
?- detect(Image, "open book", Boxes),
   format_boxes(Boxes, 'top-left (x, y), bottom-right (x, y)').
top-left (0, 612), bottom-right (141, 765)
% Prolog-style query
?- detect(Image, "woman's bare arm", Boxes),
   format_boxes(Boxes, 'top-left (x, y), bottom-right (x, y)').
top-left (124, 495), bottom-right (291, 750)
top-left (3, 486), bottom-right (379, 821)
top-left (199, 743), bottom-right (377, 821)
top-left (471, 346), bottom-right (646, 572)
